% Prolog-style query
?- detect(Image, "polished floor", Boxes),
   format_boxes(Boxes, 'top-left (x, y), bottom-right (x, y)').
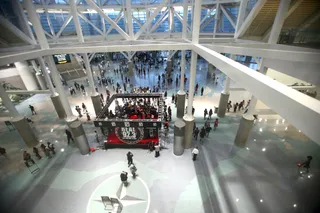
top-left (0, 59), bottom-right (319, 213)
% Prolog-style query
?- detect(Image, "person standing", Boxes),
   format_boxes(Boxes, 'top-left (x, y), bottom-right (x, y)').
top-left (192, 147), bottom-right (199, 161)
top-left (23, 151), bottom-right (35, 167)
top-left (227, 101), bottom-right (232, 112)
top-left (65, 129), bottom-right (74, 144)
top-left (33, 147), bottom-right (41, 160)
top-left (200, 127), bottom-right (206, 144)
top-left (80, 84), bottom-right (85, 93)
top-left (201, 87), bottom-right (204, 96)
top-left (47, 142), bottom-right (55, 155)
top-left (94, 130), bottom-right (99, 143)
top-left (214, 118), bottom-right (219, 131)
top-left (120, 171), bottom-right (128, 186)
top-left (29, 105), bottom-right (36, 115)
top-left (154, 143), bottom-right (160, 157)
top-left (127, 151), bottom-right (134, 166)
top-left (233, 103), bottom-right (238, 113)
top-left (82, 103), bottom-right (87, 113)
top-left (129, 164), bottom-right (137, 178)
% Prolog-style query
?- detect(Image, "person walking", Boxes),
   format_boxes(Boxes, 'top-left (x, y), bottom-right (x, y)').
top-left (80, 84), bottom-right (85, 93)
top-left (127, 151), bottom-right (134, 166)
top-left (227, 101), bottom-right (232, 112)
top-left (129, 164), bottom-right (138, 178)
top-left (120, 171), bottom-right (129, 186)
top-left (33, 147), bottom-right (41, 160)
top-left (154, 143), bottom-right (160, 157)
top-left (214, 118), bottom-right (219, 131)
top-left (201, 87), bottom-right (204, 96)
top-left (75, 106), bottom-right (82, 117)
top-left (65, 129), bottom-right (74, 144)
top-left (192, 147), bottom-right (199, 161)
top-left (29, 105), bottom-right (36, 115)
top-left (82, 103), bottom-right (87, 113)
top-left (204, 109), bottom-right (208, 120)
top-left (193, 127), bottom-right (199, 140)
top-left (233, 103), bottom-right (238, 113)
top-left (94, 130), bottom-right (99, 143)
top-left (209, 109), bottom-right (213, 119)
top-left (200, 127), bottom-right (206, 144)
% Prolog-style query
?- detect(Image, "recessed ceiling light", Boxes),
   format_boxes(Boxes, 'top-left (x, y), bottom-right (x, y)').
top-left (254, 139), bottom-right (256, 141)
top-left (308, 175), bottom-right (311, 178)
top-left (246, 147), bottom-right (250, 150)
top-left (282, 119), bottom-right (285, 123)
top-left (299, 130), bottom-right (301, 133)
top-left (259, 118), bottom-right (262, 122)
top-left (262, 148), bottom-right (266, 152)
top-left (276, 119), bottom-right (279, 124)
top-left (285, 127), bottom-right (288, 130)
top-left (273, 128), bottom-right (276, 131)
top-left (259, 128), bottom-right (263, 132)
top-left (260, 199), bottom-right (263, 203)
top-left (61, 148), bottom-right (65, 152)
top-left (236, 198), bottom-right (239, 202)
top-left (264, 119), bottom-right (267, 122)
top-left (51, 128), bottom-right (54, 132)
top-left (293, 204), bottom-right (297, 208)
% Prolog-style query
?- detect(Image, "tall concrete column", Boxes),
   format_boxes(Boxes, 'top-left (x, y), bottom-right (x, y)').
top-left (207, 63), bottom-right (216, 78)
top-left (11, 116), bottom-right (38, 148)
top-left (45, 56), bottom-right (73, 118)
top-left (31, 60), bottom-right (46, 90)
top-left (38, 57), bottom-right (66, 119)
top-left (128, 61), bottom-right (133, 77)
top-left (174, 120), bottom-right (185, 156)
top-left (0, 83), bottom-right (19, 117)
top-left (0, 83), bottom-right (38, 147)
top-left (69, 120), bottom-right (90, 155)
top-left (217, 76), bottom-right (231, 117)
top-left (83, 54), bottom-right (102, 116)
top-left (183, 51), bottom-right (197, 149)
top-left (234, 96), bottom-right (257, 147)
top-left (176, 50), bottom-right (186, 119)
top-left (14, 61), bottom-right (38, 91)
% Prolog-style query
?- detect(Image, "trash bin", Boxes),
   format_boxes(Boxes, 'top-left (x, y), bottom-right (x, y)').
top-left (214, 107), bottom-right (218, 113)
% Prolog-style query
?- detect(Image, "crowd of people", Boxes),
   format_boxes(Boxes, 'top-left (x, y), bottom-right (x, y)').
top-left (23, 142), bottom-right (56, 168)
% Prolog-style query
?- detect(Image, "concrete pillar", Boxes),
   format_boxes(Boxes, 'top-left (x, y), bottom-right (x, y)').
top-left (183, 50), bottom-right (197, 149)
top-left (14, 61), bottom-right (38, 91)
top-left (180, 50), bottom-right (186, 91)
top-left (167, 60), bottom-right (172, 73)
top-left (234, 114), bottom-right (254, 148)
top-left (36, 73), bottom-right (46, 90)
top-left (217, 93), bottom-right (230, 117)
top-left (69, 120), bottom-right (90, 155)
top-left (207, 63), bottom-right (216, 78)
top-left (217, 76), bottom-right (231, 117)
top-left (128, 61), bottom-right (133, 77)
top-left (45, 56), bottom-right (73, 117)
top-left (51, 93), bottom-right (67, 119)
top-left (174, 119), bottom-right (185, 156)
top-left (11, 116), bottom-right (38, 148)
top-left (183, 116), bottom-right (194, 149)
top-left (176, 91), bottom-right (186, 119)
top-left (91, 94), bottom-right (102, 116)
top-left (0, 83), bottom-right (20, 117)
top-left (38, 57), bottom-right (55, 93)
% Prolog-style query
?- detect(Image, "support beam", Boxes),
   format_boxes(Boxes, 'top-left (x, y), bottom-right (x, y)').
top-left (192, 0), bottom-right (201, 44)
top-left (220, 5), bottom-right (236, 29)
top-left (235, 0), bottom-right (249, 35)
top-left (125, 0), bottom-right (134, 40)
top-left (56, 14), bottom-right (73, 38)
top-left (41, 0), bottom-right (56, 39)
top-left (85, 0), bottom-right (130, 40)
top-left (24, 0), bottom-right (49, 49)
top-left (182, 0), bottom-right (188, 39)
top-left (268, 0), bottom-right (290, 44)
top-left (78, 12), bottom-right (104, 35)
top-left (106, 11), bottom-right (123, 36)
top-left (0, 15), bottom-right (35, 45)
top-left (297, 11), bottom-right (320, 32)
top-left (70, 0), bottom-right (84, 43)
top-left (6, 90), bottom-right (51, 94)
top-left (235, 0), bottom-right (267, 39)
top-left (149, 11), bottom-right (169, 33)
top-left (0, 83), bottom-right (20, 117)
top-left (213, 3), bottom-right (220, 38)
top-left (134, 0), bottom-right (168, 40)
top-left (193, 44), bottom-right (320, 144)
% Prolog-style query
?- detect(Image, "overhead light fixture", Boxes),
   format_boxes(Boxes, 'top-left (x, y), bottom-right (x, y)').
top-left (293, 204), bottom-right (297, 208)
top-left (285, 127), bottom-right (288, 131)
top-left (246, 147), bottom-right (250, 150)
top-left (259, 128), bottom-right (263, 132)
top-left (262, 148), bottom-right (266, 152)
top-left (260, 199), bottom-right (263, 203)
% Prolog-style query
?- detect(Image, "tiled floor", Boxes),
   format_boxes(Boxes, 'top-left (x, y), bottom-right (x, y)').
top-left (0, 59), bottom-right (319, 213)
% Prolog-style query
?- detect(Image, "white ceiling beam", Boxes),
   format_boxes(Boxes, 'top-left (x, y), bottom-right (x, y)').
top-left (174, 9), bottom-right (191, 32)
top-left (0, 15), bottom-right (36, 45)
top-left (194, 43), bottom-right (320, 144)
top-left (41, 0), bottom-right (56, 39)
top-left (235, 0), bottom-right (267, 38)
top-left (132, 16), bottom-right (143, 28)
top-left (220, 5), bottom-right (236, 29)
top-left (120, 51), bottom-right (130, 60)
top-left (89, 53), bottom-right (96, 62)
top-left (213, 3), bottom-right (220, 37)
top-left (200, 7), bottom-right (216, 26)
top-left (105, 11), bottom-right (124, 36)
top-left (85, 0), bottom-right (130, 40)
top-left (149, 9), bottom-right (169, 33)
top-left (125, 0), bottom-right (134, 40)
top-left (298, 11), bottom-right (320, 32)
top-left (262, 0), bottom-right (304, 41)
top-left (77, 12), bottom-right (104, 35)
top-left (200, 15), bottom-right (215, 31)
top-left (182, 0), bottom-right (188, 39)
top-left (134, 0), bottom-right (169, 40)
top-left (56, 14), bottom-right (73, 38)
top-left (203, 44), bottom-right (320, 63)
top-left (235, 0), bottom-right (248, 36)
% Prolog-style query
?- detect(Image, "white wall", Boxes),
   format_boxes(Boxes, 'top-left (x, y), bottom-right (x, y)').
top-left (0, 67), bottom-right (19, 78)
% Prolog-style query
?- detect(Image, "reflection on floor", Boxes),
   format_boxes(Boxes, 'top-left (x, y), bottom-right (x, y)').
top-left (0, 59), bottom-right (319, 213)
